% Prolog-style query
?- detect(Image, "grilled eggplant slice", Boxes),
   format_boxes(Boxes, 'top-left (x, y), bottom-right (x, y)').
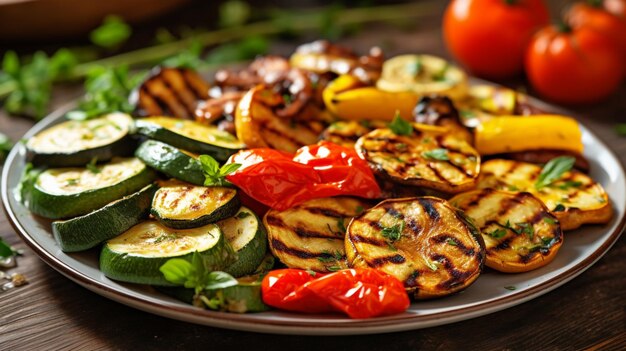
top-left (235, 85), bottom-right (324, 152)
top-left (264, 197), bottom-right (371, 273)
top-left (449, 189), bottom-right (563, 273)
top-left (345, 197), bottom-right (485, 299)
top-left (355, 124), bottom-right (481, 193)
top-left (131, 67), bottom-right (210, 119)
top-left (477, 159), bottom-right (612, 230)
top-left (319, 120), bottom-right (387, 149)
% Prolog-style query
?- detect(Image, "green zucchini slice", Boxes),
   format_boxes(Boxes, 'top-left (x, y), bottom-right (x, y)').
top-left (21, 157), bottom-right (156, 219)
top-left (100, 221), bottom-right (235, 286)
top-left (135, 117), bottom-right (244, 161)
top-left (151, 180), bottom-right (240, 229)
top-left (52, 184), bottom-right (158, 252)
top-left (218, 207), bottom-right (268, 277)
top-left (26, 113), bottom-right (135, 167)
top-left (135, 140), bottom-right (205, 185)
top-left (345, 197), bottom-right (485, 299)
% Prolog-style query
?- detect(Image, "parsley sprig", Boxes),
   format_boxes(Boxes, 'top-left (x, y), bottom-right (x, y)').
top-left (389, 112), bottom-right (413, 136)
top-left (198, 155), bottom-right (241, 186)
top-left (535, 156), bottom-right (575, 190)
top-left (422, 148), bottom-right (449, 161)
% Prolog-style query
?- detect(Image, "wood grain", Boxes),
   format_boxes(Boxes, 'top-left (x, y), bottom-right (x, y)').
top-left (1, 1), bottom-right (625, 350)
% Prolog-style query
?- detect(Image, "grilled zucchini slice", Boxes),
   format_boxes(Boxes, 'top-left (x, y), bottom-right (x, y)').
top-left (264, 197), bottom-right (371, 273)
top-left (345, 197), bottom-right (485, 299)
top-left (151, 180), bottom-right (240, 229)
top-left (135, 140), bottom-right (205, 186)
top-left (218, 207), bottom-right (268, 277)
top-left (21, 157), bottom-right (156, 219)
top-left (355, 124), bottom-right (481, 193)
top-left (100, 221), bottom-right (235, 286)
top-left (26, 113), bottom-right (135, 167)
top-left (449, 189), bottom-right (563, 273)
top-left (477, 159), bottom-right (612, 230)
top-left (52, 183), bottom-right (158, 252)
top-left (135, 117), bottom-right (244, 161)
top-left (131, 67), bottom-right (210, 119)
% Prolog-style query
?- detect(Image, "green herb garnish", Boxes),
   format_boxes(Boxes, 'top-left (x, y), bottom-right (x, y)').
top-left (422, 148), bottom-right (449, 161)
top-left (553, 204), bottom-right (566, 212)
top-left (535, 156), bottom-right (576, 190)
top-left (199, 155), bottom-right (241, 187)
top-left (543, 217), bottom-right (557, 225)
top-left (446, 238), bottom-right (458, 246)
top-left (488, 228), bottom-right (507, 239)
top-left (389, 112), bottom-right (413, 136)
top-left (337, 217), bottom-right (347, 234)
top-left (86, 158), bottom-right (100, 174)
top-left (381, 221), bottom-right (405, 242)
top-left (160, 251), bottom-right (238, 295)
top-left (516, 222), bottom-right (534, 239)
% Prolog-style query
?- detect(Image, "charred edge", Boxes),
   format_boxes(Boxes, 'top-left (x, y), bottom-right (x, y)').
top-left (430, 235), bottom-right (475, 256)
top-left (270, 238), bottom-right (324, 259)
top-left (431, 253), bottom-right (473, 290)
top-left (368, 254), bottom-right (406, 268)
top-left (496, 192), bottom-right (528, 217)
top-left (417, 198), bottom-right (440, 222)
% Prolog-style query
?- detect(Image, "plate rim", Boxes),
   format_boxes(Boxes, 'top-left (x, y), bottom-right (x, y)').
top-left (3, 98), bottom-right (626, 335)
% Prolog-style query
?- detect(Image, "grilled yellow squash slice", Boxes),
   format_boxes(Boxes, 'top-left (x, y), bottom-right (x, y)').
top-left (355, 125), bottom-right (481, 193)
top-left (132, 67), bottom-right (210, 119)
top-left (477, 159), bottom-right (612, 230)
top-left (346, 197), bottom-right (485, 299)
top-left (264, 197), bottom-right (371, 273)
top-left (449, 189), bottom-right (563, 273)
top-left (235, 85), bottom-right (324, 152)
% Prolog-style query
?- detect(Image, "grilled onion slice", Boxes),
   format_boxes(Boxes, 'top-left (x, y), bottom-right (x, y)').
top-left (449, 189), bottom-right (563, 273)
top-left (477, 159), bottom-right (612, 230)
top-left (345, 197), bottom-right (485, 299)
top-left (131, 67), bottom-right (210, 119)
top-left (264, 197), bottom-right (371, 273)
top-left (355, 125), bottom-right (481, 193)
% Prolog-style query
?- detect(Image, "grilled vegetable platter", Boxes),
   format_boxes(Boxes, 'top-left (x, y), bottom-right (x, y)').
top-left (8, 40), bottom-right (621, 324)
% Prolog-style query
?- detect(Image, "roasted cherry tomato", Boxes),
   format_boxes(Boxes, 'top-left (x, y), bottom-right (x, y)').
top-left (525, 24), bottom-right (624, 104)
top-left (261, 269), bottom-right (410, 319)
top-left (443, 0), bottom-right (549, 79)
top-left (566, 0), bottom-right (626, 61)
top-left (226, 141), bottom-right (381, 210)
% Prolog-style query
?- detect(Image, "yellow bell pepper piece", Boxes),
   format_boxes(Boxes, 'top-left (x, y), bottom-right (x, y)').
top-left (474, 115), bottom-right (583, 155)
top-left (323, 74), bottom-right (419, 121)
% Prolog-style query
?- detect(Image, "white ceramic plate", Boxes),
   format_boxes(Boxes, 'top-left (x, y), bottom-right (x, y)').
top-left (3, 101), bottom-right (625, 335)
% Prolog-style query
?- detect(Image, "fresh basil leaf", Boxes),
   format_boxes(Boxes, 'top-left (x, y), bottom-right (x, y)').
top-left (389, 112), bottom-right (413, 136)
top-left (90, 16), bottom-right (132, 48)
top-left (535, 156), bottom-right (575, 190)
top-left (422, 148), bottom-right (449, 161)
top-left (219, 162), bottom-right (242, 176)
top-left (488, 228), bottom-right (507, 239)
top-left (159, 258), bottom-right (194, 285)
top-left (204, 271), bottom-right (238, 290)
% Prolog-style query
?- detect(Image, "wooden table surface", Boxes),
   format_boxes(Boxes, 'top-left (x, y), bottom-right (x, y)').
top-left (1, 1), bottom-right (626, 350)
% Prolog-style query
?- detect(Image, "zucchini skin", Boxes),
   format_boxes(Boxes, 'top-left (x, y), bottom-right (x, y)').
top-left (135, 120), bottom-right (238, 162)
top-left (221, 208), bottom-right (268, 278)
top-left (135, 140), bottom-right (205, 185)
top-left (22, 163), bottom-right (157, 220)
top-left (52, 184), bottom-right (158, 252)
top-left (100, 224), bottom-right (235, 286)
top-left (28, 135), bottom-right (137, 167)
top-left (151, 190), bottom-right (241, 229)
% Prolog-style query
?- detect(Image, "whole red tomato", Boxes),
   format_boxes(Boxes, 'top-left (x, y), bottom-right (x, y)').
top-left (566, 0), bottom-right (626, 59)
top-left (525, 24), bottom-right (624, 104)
top-left (443, 0), bottom-right (550, 79)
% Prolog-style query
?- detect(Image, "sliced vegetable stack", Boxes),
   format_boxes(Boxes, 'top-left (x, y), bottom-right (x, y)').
top-left (15, 39), bottom-right (615, 319)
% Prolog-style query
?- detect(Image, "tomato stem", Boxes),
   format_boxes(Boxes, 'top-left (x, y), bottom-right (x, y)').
top-left (557, 21), bottom-right (572, 33)
top-left (586, 0), bottom-right (603, 7)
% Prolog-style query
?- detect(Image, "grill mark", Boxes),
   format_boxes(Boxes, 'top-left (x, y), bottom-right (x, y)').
top-left (141, 85), bottom-right (168, 115)
top-left (431, 253), bottom-right (473, 290)
top-left (271, 238), bottom-right (323, 259)
top-left (365, 220), bottom-right (384, 230)
top-left (145, 78), bottom-right (185, 117)
top-left (169, 188), bottom-right (191, 208)
top-left (427, 164), bottom-right (450, 184)
top-left (160, 73), bottom-right (195, 117)
top-left (294, 226), bottom-right (337, 239)
top-left (404, 271), bottom-right (420, 287)
top-left (418, 198), bottom-right (440, 222)
top-left (350, 234), bottom-right (386, 247)
top-left (368, 254), bottom-right (406, 268)
top-left (384, 206), bottom-right (404, 219)
top-left (496, 192), bottom-right (528, 217)
top-left (329, 132), bottom-right (361, 142)
top-left (182, 69), bottom-right (210, 98)
top-left (175, 68), bottom-right (203, 100)
top-left (260, 121), bottom-right (307, 147)
top-left (460, 188), bottom-right (492, 212)
top-left (492, 237), bottom-right (513, 251)
top-left (430, 234), bottom-right (476, 256)
top-left (199, 187), bottom-right (213, 199)
top-left (529, 211), bottom-right (549, 225)
top-left (445, 160), bottom-right (474, 179)
top-left (303, 207), bottom-right (348, 218)
top-left (405, 219), bottom-right (422, 236)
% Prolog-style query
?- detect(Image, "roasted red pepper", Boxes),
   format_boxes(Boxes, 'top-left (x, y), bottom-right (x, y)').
top-left (261, 268), bottom-right (410, 319)
top-left (226, 141), bottom-right (381, 210)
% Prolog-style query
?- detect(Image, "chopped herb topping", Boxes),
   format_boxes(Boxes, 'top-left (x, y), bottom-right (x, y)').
top-left (407, 58), bottom-right (422, 76)
top-left (535, 156), bottom-right (576, 190)
top-left (516, 222), bottom-right (534, 239)
top-left (337, 217), bottom-right (347, 234)
top-left (305, 269), bottom-right (317, 277)
top-left (327, 265), bottom-right (341, 272)
top-left (446, 238), bottom-right (458, 246)
top-left (432, 63), bottom-right (449, 81)
top-left (422, 148), bottom-right (449, 161)
top-left (424, 257), bottom-right (438, 271)
top-left (389, 112), bottom-right (413, 136)
top-left (235, 211), bottom-right (251, 219)
top-left (86, 158), bottom-right (100, 174)
top-left (488, 228), bottom-right (507, 239)
top-left (543, 217), bottom-right (557, 225)
top-left (553, 204), bottom-right (566, 212)
top-left (381, 221), bottom-right (405, 242)
top-left (555, 180), bottom-right (583, 190)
